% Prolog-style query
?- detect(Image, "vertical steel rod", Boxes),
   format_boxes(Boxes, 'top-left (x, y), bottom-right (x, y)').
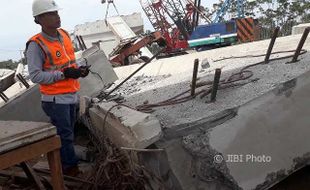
top-left (79, 35), bottom-right (87, 50)
top-left (17, 74), bottom-right (30, 89)
top-left (0, 92), bottom-right (9, 102)
top-left (264, 26), bottom-right (280, 64)
top-left (76, 35), bottom-right (84, 51)
top-left (291, 27), bottom-right (310, 63)
top-left (210, 68), bottom-right (222, 102)
top-left (191, 59), bottom-right (199, 97)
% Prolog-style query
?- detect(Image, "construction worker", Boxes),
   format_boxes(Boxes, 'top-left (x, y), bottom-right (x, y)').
top-left (26, 0), bottom-right (89, 176)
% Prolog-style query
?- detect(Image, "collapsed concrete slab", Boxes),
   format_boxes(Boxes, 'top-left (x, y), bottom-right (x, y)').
top-left (182, 68), bottom-right (310, 189)
top-left (0, 83), bottom-right (48, 122)
top-left (138, 70), bottom-right (310, 190)
top-left (112, 34), bottom-right (310, 131)
top-left (85, 33), bottom-right (310, 189)
top-left (292, 23), bottom-right (310, 35)
top-left (77, 45), bottom-right (118, 97)
top-left (89, 101), bottom-right (162, 148)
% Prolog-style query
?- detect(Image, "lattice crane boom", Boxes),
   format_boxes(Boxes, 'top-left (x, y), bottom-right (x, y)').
top-left (140, 0), bottom-right (189, 52)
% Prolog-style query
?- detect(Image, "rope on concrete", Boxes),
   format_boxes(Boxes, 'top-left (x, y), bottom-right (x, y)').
top-left (136, 49), bottom-right (308, 112)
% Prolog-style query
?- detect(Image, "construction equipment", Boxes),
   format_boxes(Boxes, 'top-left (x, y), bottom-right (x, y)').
top-left (101, 0), bottom-right (120, 21)
top-left (139, 0), bottom-right (192, 53)
top-left (188, 0), bottom-right (247, 49)
top-left (109, 31), bottom-right (165, 66)
top-left (141, 0), bottom-right (257, 52)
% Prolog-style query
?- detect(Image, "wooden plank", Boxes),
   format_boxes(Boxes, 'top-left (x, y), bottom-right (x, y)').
top-left (0, 136), bottom-right (61, 170)
top-left (20, 162), bottom-right (46, 190)
top-left (47, 149), bottom-right (65, 190)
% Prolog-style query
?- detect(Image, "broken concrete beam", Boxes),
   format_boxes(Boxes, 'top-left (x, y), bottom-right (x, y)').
top-left (77, 46), bottom-right (118, 97)
top-left (89, 102), bottom-right (162, 148)
top-left (0, 85), bottom-right (49, 122)
top-left (292, 23), bottom-right (310, 35)
top-left (183, 69), bottom-right (310, 189)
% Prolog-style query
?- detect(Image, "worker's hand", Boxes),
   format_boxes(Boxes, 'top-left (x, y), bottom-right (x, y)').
top-left (63, 67), bottom-right (81, 79)
top-left (79, 65), bottom-right (90, 78)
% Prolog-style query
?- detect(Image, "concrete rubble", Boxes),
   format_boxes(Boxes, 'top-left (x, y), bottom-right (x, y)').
top-left (87, 32), bottom-right (310, 189)
top-left (89, 101), bottom-right (162, 148)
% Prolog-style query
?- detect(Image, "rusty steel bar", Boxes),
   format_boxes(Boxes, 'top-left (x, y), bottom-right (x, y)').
top-left (76, 35), bottom-right (84, 50)
top-left (210, 68), bottom-right (222, 102)
top-left (265, 27), bottom-right (280, 64)
top-left (0, 92), bottom-right (9, 102)
top-left (191, 59), bottom-right (199, 97)
top-left (291, 27), bottom-right (310, 63)
top-left (17, 74), bottom-right (30, 89)
top-left (79, 35), bottom-right (87, 50)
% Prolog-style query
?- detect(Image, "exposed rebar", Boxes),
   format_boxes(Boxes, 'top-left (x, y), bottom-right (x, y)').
top-left (191, 59), bottom-right (199, 97)
top-left (290, 27), bottom-right (310, 63)
top-left (265, 27), bottom-right (280, 64)
top-left (210, 68), bottom-right (222, 102)
top-left (0, 92), bottom-right (9, 102)
top-left (79, 35), bottom-right (87, 50)
top-left (16, 74), bottom-right (30, 89)
top-left (76, 35), bottom-right (85, 51)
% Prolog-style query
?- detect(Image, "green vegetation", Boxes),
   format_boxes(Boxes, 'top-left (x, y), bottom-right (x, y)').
top-left (0, 59), bottom-right (19, 70)
top-left (210, 0), bottom-right (310, 39)
top-left (246, 0), bottom-right (310, 38)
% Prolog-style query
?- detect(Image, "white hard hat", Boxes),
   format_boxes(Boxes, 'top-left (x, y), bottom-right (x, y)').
top-left (32, 0), bottom-right (61, 17)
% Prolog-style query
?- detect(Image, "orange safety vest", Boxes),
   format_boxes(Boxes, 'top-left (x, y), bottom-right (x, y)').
top-left (27, 28), bottom-right (80, 95)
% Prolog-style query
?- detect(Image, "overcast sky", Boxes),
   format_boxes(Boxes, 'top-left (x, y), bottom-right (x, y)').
top-left (0, 0), bottom-right (215, 62)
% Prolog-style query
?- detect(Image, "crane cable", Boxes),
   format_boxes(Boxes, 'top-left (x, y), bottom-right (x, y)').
top-left (104, 0), bottom-right (120, 24)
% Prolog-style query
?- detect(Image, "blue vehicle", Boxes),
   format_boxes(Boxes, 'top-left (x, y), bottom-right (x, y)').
top-left (188, 20), bottom-right (237, 49)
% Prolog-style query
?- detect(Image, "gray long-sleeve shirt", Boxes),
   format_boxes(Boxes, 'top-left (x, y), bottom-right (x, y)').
top-left (26, 31), bottom-right (79, 104)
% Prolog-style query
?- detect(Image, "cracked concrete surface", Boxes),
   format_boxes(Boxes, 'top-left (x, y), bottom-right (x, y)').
top-left (112, 34), bottom-right (310, 129)
top-left (89, 33), bottom-right (310, 189)
top-left (89, 101), bottom-right (162, 148)
top-left (205, 70), bottom-right (310, 189)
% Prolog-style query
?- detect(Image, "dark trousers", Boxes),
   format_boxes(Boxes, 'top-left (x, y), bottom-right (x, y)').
top-left (42, 102), bottom-right (78, 169)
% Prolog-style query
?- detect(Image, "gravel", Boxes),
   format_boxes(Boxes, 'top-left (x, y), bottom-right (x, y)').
top-left (108, 35), bottom-right (310, 129)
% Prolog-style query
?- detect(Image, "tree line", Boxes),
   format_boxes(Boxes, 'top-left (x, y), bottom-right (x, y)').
top-left (0, 59), bottom-right (20, 70)
top-left (234, 0), bottom-right (310, 39)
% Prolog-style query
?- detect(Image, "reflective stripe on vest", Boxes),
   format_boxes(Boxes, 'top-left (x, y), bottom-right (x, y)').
top-left (36, 38), bottom-right (55, 66)
top-left (43, 59), bottom-right (76, 71)
top-left (27, 29), bottom-right (80, 95)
